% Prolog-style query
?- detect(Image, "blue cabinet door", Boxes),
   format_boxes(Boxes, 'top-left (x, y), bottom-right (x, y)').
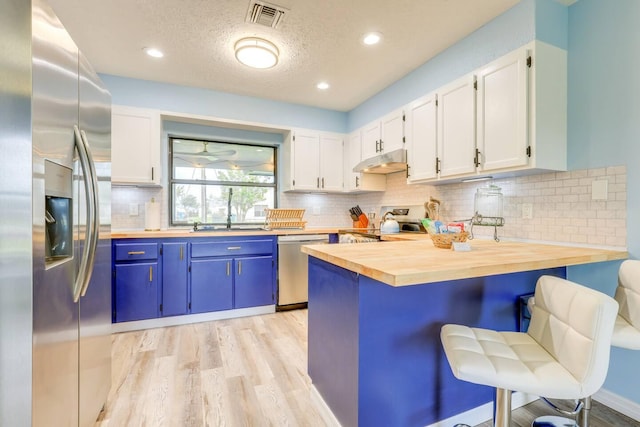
top-left (161, 242), bottom-right (188, 316)
top-left (114, 262), bottom-right (158, 322)
top-left (190, 258), bottom-right (233, 313)
top-left (234, 256), bottom-right (274, 309)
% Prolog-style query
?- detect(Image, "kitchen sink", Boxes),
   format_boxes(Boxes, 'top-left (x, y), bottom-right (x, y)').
top-left (190, 226), bottom-right (266, 232)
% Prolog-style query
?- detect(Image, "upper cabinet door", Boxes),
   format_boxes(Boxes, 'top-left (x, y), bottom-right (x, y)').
top-left (361, 121), bottom-right (381, 160)
top-left (380, 108), bottom-right (404, 153)
top-left (319, 134), bottom-right (343, 191)
top-left (477, 48), bottom-right (529, 172)
top-left (437, 74), bottom-right (476, 177)
top-left (406, 93), bottom-right (438, 182)
top-left (292, 131), bottom-right (320, 191)
top-left (111, 106), bottom-right (161, 185)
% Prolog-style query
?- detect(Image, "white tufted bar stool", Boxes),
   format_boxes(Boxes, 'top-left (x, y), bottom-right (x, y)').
top-left (441, 275), bottom-right (619, 427)
top-left (527, 260), bottom-right (640, 427)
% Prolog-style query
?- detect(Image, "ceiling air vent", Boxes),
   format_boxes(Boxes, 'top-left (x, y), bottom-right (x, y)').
top-left (246, 1), bottom-right (288, 29)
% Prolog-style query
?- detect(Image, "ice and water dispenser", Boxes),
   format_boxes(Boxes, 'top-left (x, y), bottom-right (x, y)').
top-left (45, 160), bottom-right (72, 263)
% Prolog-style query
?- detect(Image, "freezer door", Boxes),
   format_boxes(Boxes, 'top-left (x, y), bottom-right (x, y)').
top-left (78, 52), bottom-right (112, 427)
top-left (31, 1), bottom-right (80, 426)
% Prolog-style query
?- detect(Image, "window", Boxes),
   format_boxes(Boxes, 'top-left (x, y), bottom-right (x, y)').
top-left (169, 138), bottom-right (276, 227)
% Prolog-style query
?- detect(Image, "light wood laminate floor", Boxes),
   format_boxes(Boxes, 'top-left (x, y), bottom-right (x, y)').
top-left (97, 309), bottom-right (638, 427)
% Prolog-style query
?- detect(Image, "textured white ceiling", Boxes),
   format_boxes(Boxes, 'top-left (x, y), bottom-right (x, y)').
top-left (48, 0), bottom-right (520, 111)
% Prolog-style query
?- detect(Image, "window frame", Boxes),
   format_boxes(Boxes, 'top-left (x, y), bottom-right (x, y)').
top-left (168, 136), bottom-right (278, 227)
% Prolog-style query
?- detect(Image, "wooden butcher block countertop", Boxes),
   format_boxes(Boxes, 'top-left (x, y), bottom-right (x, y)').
top-left (301, 239), bottom-right (628, 287)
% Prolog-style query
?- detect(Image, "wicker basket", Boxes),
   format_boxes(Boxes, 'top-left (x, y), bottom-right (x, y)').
top-left (429, 231), bottom-right (469, 249)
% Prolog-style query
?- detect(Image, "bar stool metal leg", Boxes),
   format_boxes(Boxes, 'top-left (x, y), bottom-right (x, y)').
top-left (493, 388), bottom-right (512, 427)
top-left (576, 396), bottom-right (591, 427)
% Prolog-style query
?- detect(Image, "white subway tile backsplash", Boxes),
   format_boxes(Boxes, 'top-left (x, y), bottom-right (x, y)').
top-left (110, 165), bottom-right (627, 248)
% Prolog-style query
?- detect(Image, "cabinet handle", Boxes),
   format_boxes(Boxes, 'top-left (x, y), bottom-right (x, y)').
top-left (435, 157), bottom-right (441, 174)
top-left (317, 177), bottom-right (320, 188)
top-left (321, 177), bottom-right (325, 188)
top-left (375, 140), bottom-right (380, 153)
top-left (380, 139), bottom-right (384, 152)
top-left (227, 246), bottom-right (241, 250)
top-left (226, 261), bottom-right (230, 276)
top-left (238, 260), bottom-right (242, 275)
top-left (180, 245), bottom-right (183, 261)
top-left (149, 266), bottom-right (153, 282)
top-left (151, 167), bottom-right (154, 181)
top-left (355, 176), bottom-right (359, 187)
top-left (474, 149), bottom-right (481, 167)
top-left (406, 164), bottom-right (410, 179)
top-left (128, 251), bottom-right (145, 255)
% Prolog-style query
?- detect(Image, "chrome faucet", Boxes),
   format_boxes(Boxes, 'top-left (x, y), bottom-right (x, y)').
top-left (226, 188), bottom-right (233, 229)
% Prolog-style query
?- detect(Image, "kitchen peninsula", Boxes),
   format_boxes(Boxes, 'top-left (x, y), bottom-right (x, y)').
top-left (301, 240), bottom-right (627, 427)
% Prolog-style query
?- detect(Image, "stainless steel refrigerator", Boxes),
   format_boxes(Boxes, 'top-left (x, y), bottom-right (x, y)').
top-left (0, 0), bottom-right (112, 425)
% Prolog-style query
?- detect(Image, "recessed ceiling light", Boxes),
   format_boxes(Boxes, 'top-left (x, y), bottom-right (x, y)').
top-left (362, 32), bottom-right (382, 45)
top-left (143, 47), bottom-right (164, 58)
top-left (234, 37), bottom-right (279, 69)
top-left (316, 82), bottom-right (330, 90)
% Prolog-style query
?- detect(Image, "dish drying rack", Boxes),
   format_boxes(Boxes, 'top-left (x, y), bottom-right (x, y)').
top-left (263, 208), bottom-right (307, 230)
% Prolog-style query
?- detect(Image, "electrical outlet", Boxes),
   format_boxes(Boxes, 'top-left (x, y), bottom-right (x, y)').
top-left (129, 203), bottom-right (139, 216)
top-left (522, 203), bottom-right (533, 219)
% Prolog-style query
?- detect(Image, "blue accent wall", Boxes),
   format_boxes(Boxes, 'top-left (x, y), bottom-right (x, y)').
top-left (564, 0), bottom-right (640, 402)
top-left (100, 74), bottom-right (347, 133)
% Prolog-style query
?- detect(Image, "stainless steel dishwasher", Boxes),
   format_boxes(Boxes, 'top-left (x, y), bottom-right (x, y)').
top-left (277, 234), bottom-right (329, 309)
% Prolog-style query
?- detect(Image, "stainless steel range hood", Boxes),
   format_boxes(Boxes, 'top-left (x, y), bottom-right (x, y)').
top-left (353, 148), bottom-right (407, 174)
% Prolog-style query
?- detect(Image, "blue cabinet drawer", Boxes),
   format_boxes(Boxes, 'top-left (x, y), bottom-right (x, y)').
top-left (191, 240), bottom-right (273, 258)
top-left (114, 243), bottom-right (159, 261)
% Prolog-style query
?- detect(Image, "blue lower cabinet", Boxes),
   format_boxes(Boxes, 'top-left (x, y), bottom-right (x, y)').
top-left (114, 262), bottom-right (159, 322)
top-left (112, 236), bottom-right (276, 323)
top-left (161, 242), bottom-right (188, 316)
top-left (190, 258), bottom-right (233, 313)
top-left (235, 256), bottom-right (274, 308)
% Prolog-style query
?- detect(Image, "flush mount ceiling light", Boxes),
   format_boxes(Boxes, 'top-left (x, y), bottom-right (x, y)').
top-left (143, 47), bottom-right (164, 58)
top-left (234, 37), bottom-right (279, 69)
top-left (362, 32), bottom-right (382, 45)
top-left (316, 81), bottom-right (330, 90)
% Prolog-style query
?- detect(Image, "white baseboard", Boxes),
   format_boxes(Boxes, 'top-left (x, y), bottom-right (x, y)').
top-left (111, 305), bottom-right (275, 333)
top-left (594, 388), bottom-right (640, 422)
top-left (425, 392), bottom-right (539, 427)
top-left (310, 385), bottom-right (342, 427)
top-left (309, 385), bottom-right (538, 427)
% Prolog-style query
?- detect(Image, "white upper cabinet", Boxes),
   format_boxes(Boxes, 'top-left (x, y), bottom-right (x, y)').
top-left (437, 74), bottom-right (477, 178)
top-left (361, 108), bottom-right (405, 159)
top-left (284, 129), bottom-right (344, 192)
top-left (477, 47), bottom-right (529, 172)
top-left (344, 131), bottom-right (386, 193)
top-left (111, 105), bottom-right (161, 185)
top-left (319, 133), bottom-right (344, 192)
top-left (405, 93), bottom-right (438, 183)
top-left (404, 40), bottom-right (566, 184)
top-left (291, 130), bottom-right (320, 191)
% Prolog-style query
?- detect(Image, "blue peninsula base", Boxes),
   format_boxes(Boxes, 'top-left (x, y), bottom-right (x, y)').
top-left (307, 256), bottom-right (566, 427)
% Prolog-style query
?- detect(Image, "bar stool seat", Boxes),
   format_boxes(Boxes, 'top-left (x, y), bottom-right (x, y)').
top-left (441, 275), bottom-right (619, 427)
top-left (612, 260), bottom-right (640, 349)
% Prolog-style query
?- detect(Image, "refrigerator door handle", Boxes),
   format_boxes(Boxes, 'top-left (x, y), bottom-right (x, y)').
top-left (79, 128), bottom-right (100, 298)
top-left (72, 125), bottom-right (96, 302)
